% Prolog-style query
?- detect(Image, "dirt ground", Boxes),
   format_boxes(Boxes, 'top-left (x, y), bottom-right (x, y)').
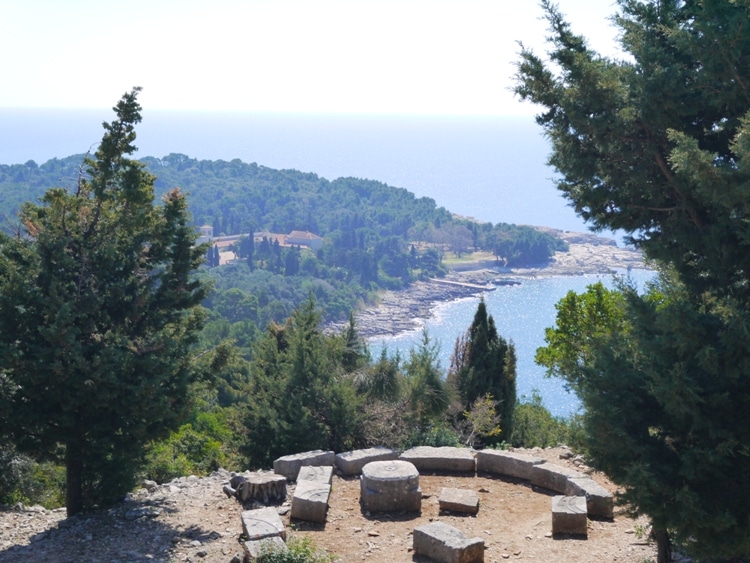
top-left (0, 447), bottom-right (658, 562)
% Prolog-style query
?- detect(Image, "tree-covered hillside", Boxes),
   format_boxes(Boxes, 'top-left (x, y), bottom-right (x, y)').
top-left (0, 152), bottom-right (566, 328)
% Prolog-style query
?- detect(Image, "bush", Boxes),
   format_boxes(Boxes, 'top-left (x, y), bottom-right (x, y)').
top-left (510, 391), bottom-right (582, 449)
top-left (402, 424), bottom-right (461, 449)
top-left (258, 534), bottom-right (334, 563)
top-left (0, 442), bottom-right (65, 509)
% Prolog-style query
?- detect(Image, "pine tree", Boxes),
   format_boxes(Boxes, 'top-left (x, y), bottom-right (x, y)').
top-left (449, 298), bottom-right (516, 443)
top-left (518, 1), bottom-right (750, 559)
top-left (0, 88), bottom-right (209, 516)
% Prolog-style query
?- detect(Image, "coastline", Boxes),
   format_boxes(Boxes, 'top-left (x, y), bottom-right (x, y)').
top-left (335, 231), bottom-right (648, 339)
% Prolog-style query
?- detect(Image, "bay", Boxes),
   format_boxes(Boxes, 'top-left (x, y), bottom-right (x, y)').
top-left (369, 269), bottom-right (655, 419)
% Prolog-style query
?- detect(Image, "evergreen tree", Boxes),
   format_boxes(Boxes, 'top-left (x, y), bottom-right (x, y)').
top-left (242, 297), bottom-right (364, 466)
top-left (0, 89), bottom-right (209, 516)
top-left (518, 1), bottom-right (750, 559)
top-left (449, 298), bottom-right (516, 442)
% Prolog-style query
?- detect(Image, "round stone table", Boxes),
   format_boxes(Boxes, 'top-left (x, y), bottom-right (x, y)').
top-left (360, 460), bottom-right (421, 513)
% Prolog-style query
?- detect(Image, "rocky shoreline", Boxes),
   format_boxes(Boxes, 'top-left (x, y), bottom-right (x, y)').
top-left (331, 231), bottom-right (648, 339)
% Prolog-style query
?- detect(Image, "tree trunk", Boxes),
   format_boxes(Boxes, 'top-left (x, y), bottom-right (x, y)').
top-left (651, 526), bottom-right (671, 563)
top-left (65, 439), bottom-right (83, 517)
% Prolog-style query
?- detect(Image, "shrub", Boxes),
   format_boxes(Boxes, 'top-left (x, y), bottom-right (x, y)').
top-left (258, 534), bottom-right (335, 563)
top-left (510, 391), bottom-right (580, 449)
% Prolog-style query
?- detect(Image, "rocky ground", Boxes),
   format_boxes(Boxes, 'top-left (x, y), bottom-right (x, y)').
top-left (0, 447), bottom-right (661, 563)
top-left (334, 231), bottom-right (648, 338)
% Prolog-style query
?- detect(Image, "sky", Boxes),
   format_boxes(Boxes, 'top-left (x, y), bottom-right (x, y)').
top-left (2, 0), bottom-right (622, 116)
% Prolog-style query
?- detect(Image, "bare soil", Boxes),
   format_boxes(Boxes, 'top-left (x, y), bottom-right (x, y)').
top-left (0, 447), bottom-right (658, 562)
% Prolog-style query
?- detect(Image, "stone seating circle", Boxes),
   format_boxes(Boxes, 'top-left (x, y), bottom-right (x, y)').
top-left (229, 446), bottom-right (615, 558)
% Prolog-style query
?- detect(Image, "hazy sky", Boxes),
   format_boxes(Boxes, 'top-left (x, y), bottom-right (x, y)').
top-left (3, 0), bottom-right (622, 115)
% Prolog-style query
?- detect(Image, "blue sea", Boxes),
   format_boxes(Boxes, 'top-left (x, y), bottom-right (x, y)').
top-left (0, 109), bottom-right (646, 417)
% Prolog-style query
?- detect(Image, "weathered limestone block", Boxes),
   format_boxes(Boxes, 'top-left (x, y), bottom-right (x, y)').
top-left (530, 463), bottom-right (586, 494)
top-left (413, 521), bottom-right (485, 563)
top-left (565, 477), bottom-right (614, 519)
top-left (360, 460), bottom-right (421, 513)
top-left (241, 507), bottom-right (286, 542)
top-left (291, 480), bottom-right (331, 523)
top-left (242, 536), bottom-right (287, 561)
top-left (335, 447), bottom-right (398, 476)
top-left (297, 465), bottom-right (334, 485)
top-left (273, 450), bottom-right (335, 480)
top-left (231, 472), bottom-right (288, 503)
top-left (400, 446), bottom-right (476, 474)
top-left (475, 450), bottom-right (546, 480)
top-left (439, 488), bottom-right (479, 515)
top-left (551, 495), bottom-right (588, 536)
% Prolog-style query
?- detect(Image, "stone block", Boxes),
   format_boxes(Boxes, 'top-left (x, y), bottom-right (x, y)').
top-left (360, 460), bottom-right (421, 513)
top-left (297, 465), bottom-right (333, 485)
top-left (565, 477), bottom-right (614, 519)
top-left (530, 463), bottom-right (586, 494)
top-left (241, 507), bottom-right (286, 542)
top-left (232, 472), bottom-right (288, 503)
top-left (273, 450), bottom-right (335, 480)
top-left (439, 488), bottom-right (479, 515)
top-left (291, 480), bottom-right (331, 523)
top-left (400, 446), bottom-right (476, 474)
top-left (551, 495), bottom-right (588, 536)
top-left (242, 536), bottom-right (287, 561)
top-left (335, 447), bottom-right (399, 476)
top-left (475, 450), bottom-right (545, 480)
top-left (413, 521), bottom-right (485, 563)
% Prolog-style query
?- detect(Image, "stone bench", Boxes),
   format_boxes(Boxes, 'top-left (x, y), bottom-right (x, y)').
top-left (335, 447), bottom-right (398, 476)
top-left (241, 506), bottom-right (286, 542)
top-left (530, 462), bottom-right (586, 494)
top-left (551, 495), bottom-right (588, 536)
top-left (360, 460), bottom-right (421, 513)
top-left (565, 476), bottom-right (614, 519)
top-left (413, 521), bottom-right (484, 563)
top-left (291, 479), bottom-right (331, 523)
top-left (400, 446), bottom-right (476, 474)
top-left (273, 450), bottom-right (335, 480)
top-left (475, 450), bottom-right (546, 480)
top-left (439, 487), bottom-right (479, 515)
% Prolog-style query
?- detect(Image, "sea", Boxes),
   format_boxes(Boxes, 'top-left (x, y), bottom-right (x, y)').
top-left (0, 109), bottom-right (652, 417)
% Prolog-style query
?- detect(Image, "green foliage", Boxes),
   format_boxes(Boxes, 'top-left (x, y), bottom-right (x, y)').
top-left (143, 410), bottom-right (236, 483)
top-left (241, 297), bottom-right (366, 467)
top-left (510, 391), bottom-right (583, 450)
top-left (460, 394), bottom-right (503, 448)
top-left (404, 330), bottom-right (452, 424)
top-left (257, 534), bottom-right (334, 563)
top-left (449, 299), bottom-right (516, 442)
top-left (401, 424), bottom-right (461, 450)
top-left (517, 1), bottom-right (750, 559)
top-left (0, 441), bottom-right (65, 509)
top-left (0, 89), bottom-right (211, 516)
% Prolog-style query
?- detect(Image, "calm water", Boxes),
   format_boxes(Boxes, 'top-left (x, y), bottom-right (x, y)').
top-left (369, 269), bottom-right (655, 418)
top-left (1, 109), bottom-right (640, 415)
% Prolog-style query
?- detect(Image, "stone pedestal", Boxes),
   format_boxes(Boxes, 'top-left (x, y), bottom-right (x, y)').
top-left (360, 460), bottom-right (421, 513)
top-left (551, 495), bottom-right (588, 536)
